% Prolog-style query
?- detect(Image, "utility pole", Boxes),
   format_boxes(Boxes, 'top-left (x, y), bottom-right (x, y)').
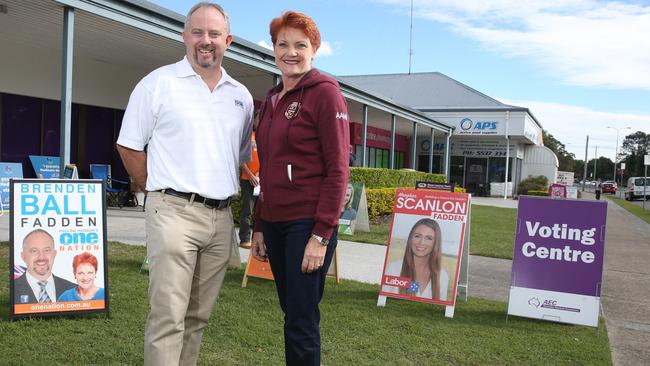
top-left (607, 126), bottom-right (631, 183)
top-left (593, 146), bottom-right (597, 180)
top-left (408, 0), bottom-right (414, 74)
top-left (582, 135), bottom-right (589, 192)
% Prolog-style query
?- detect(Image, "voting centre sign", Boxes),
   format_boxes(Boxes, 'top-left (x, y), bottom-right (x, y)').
top-left (508, 196), bottom-right (607, 327)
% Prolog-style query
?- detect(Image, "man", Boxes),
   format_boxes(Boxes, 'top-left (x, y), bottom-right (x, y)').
top-left (238, 113), bottom-right (259, 249)
top-left (14, 229), bottom-right (75, 304)
top-left (116, 2), bottom-right (253, 365)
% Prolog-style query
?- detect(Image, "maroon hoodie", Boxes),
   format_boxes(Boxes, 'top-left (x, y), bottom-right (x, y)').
top-left (254, 69), bottom-right (350, 239)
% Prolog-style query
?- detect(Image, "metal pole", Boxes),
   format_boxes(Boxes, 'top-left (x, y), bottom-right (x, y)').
top-left (445, 130), bottom-right (448, 182)
top-left (613, 129), bottom-right (619, 183)
top-left (620, 164), bottom-right (624, 187)
top-left (504, 111), bottom-right (510, 199)
top-left (361, 105), bottom-right (368, 168)
top-left (640, 165), bottom-right (648, 210)
top-left (59, 7), bottom-right (75, 175)
top-left (428, 128), bottom-right (434, 173)
top-left (582, 135), bottom-right (589, 192)
top-left (389, 115), bottom-right (396, 169)
top-left (411, 122), bottom-right (417, 170)
top-left (593, 146), bottom-right (597, 180)
top-left (408, 0), bottom-right (414, 74)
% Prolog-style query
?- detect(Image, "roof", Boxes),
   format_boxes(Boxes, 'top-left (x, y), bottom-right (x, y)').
top-left (341, 72), bottom-right (542, 128)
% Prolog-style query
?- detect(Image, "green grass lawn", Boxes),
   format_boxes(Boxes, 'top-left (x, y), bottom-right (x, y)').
top-left (340, 204), bottom-right (517, 259)
top-left (605, 196), bottom-right (650, 224)
top-left (0, 242), bottom-right (610, 365)
top-left (469, 205), bottom-right (517, 259)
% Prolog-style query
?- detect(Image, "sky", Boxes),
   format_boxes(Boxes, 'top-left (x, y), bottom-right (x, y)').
top-left (150, 0), bottom-right (650, 161)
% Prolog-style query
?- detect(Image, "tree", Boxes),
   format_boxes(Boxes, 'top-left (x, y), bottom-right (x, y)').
top-left (574, 157), bottom-right (614, 181)
top-left (619, 131), bottom-right (649, 180)
top-left (574, 159), bottom-right (585, 180)
top-left (543, 130), bottom-right (576, 172)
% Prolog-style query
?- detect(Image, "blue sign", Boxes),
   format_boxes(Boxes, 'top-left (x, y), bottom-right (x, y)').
top-left (0, 162), bottom-right (23, 211)
top-left (29, 155), bottom-right (60, 179)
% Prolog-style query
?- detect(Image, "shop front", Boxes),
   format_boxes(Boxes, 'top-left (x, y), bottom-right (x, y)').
top-left (350, 122), bottom-right (411, 169)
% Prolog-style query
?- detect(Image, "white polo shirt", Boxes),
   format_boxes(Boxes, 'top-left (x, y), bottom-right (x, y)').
top-left (117, 57), bottom-right (253, 199)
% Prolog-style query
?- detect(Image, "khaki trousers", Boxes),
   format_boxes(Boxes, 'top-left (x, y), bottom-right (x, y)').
top-left (144, 191), bottom-right (232, 366)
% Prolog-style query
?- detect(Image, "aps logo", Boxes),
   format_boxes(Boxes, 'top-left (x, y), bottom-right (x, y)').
top-left (459, 118), bottom-right (497, 131)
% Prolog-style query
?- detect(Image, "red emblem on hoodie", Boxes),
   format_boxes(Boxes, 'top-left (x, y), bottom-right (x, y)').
top-left (285, 101), bottom-right (301, 119)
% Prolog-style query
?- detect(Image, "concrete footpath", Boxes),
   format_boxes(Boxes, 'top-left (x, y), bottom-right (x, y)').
top-left (597, 195), bottom-right (650, 365)
top-left (1, 195), bottom-right (648, 365)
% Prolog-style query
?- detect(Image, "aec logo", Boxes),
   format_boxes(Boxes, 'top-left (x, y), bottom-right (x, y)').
top-left (528, 297), bottom-right (541, 307)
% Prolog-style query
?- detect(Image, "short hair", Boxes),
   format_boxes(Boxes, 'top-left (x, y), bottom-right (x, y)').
top-left (72, 252), bottom-right (99, 273)
top-left (22, 229), bottom-right (54, 249)
top-left (184, 2), bottom-right (230, 34)
top-left (269, 11), bottom-right (321, 52)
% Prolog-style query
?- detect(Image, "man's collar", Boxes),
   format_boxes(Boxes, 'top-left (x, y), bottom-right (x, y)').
top-left (176, 56), bottom-right (234, 87)
top-left (25, 271), bottom-right (54, 285)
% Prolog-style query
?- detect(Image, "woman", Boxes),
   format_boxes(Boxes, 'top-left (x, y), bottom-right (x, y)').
top-left (251, 10), bottom-right (349, 366)
top-left (57, 252), bottom-right (105, 301)
top-left (339, 183), bottom-right (358, 221)
top-left (384, 218), bottom-right (449, 300)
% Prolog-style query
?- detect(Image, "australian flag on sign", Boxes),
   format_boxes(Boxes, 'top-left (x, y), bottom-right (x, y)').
top-left (13, 265), bottom-right (26, 280)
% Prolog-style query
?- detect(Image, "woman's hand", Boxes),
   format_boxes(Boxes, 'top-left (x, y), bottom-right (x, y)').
top-left (301, 237), bottom-right (327, 273)
top-left (251, 232), bottom-right (267, 261)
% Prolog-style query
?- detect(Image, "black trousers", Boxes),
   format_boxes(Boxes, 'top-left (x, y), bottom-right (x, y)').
top-left (262, 219), bottom-right (337, 366)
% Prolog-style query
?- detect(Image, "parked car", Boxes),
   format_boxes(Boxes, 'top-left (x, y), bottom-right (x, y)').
top-left (601, 181), bottom-right (617, 194)
top-left (625, 177), bottom-right (650, 200)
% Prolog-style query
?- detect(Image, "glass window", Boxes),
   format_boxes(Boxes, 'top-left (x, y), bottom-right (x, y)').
top-left (355, 145), bottom-right (363, 167)
top-left (396, 151), bottom-right (404, 169)
top-left (450, 156), bottom-right (464, 187)
top-left (1, 94), bottom-right (41, 165)
top-left (368, 147), bottom-right (376, 167)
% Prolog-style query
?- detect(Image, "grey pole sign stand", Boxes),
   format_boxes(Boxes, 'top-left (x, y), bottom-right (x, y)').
top-left (643, 155), bottom-right (650, 210)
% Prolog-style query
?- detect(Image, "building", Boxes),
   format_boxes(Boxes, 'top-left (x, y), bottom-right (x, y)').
top-left (342, 73), bottom-right (558, 195)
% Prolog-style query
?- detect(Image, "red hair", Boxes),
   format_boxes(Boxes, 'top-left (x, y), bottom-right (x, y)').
top-left (72, 252), bottom-right (98, 273)
top-left (270, 11), bottom-right (321, 52)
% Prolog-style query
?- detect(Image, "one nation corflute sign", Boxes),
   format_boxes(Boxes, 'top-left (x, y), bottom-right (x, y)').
top-left (507, 196), bottom-right (607, 327)
top-left (10, 179), bottom-right (109, 319)
top-left (379, 189), bottom-right (468, 310)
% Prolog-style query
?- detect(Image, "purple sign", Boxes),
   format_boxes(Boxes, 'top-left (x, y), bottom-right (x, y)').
top-left (511, 196), bottom-right (607, 297)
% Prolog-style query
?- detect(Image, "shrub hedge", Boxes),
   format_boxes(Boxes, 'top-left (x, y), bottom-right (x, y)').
top-left (366, 188), bottom-right (399, 218)
top-left (350, 167), bottom-right (446, 188)
top-left (524, 190), bottom-right (548, 197)
top-left (517, 175), bottom-right (549, 195)
top-left (232, 168), bottom-right (447, 224)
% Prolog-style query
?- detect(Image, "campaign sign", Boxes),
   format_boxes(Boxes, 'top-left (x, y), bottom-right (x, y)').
top-left (415, 181), bottom-right (453, 192)
top-left (29, 155), bottom-right (60, 179)
top-left (0, 162), bottom-right (23, 211)
top-left (338, 182), bottom-right (369, 235)
top-left (379, 189), bottom-right (469, 307)
top-left (548, 183), bottom-right (567, 199)
top-left (9, 179), bottom-right (109, 319)
top-left (507, 196), bottom-right (607, 327)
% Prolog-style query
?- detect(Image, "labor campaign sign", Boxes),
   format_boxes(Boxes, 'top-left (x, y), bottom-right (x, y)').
top-left (507, 196), bottom-right (607, 327)
top-left (379, 189), bottom-right (469, 306)
top-left (9, 179), bottom-right (109, 319)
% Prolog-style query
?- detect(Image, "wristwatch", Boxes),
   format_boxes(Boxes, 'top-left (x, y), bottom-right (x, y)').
top-left (310, 234), bottom-right (329, 246)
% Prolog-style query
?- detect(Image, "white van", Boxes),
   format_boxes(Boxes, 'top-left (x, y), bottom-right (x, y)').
top-left (625, 177), bottom-right (650, 200)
